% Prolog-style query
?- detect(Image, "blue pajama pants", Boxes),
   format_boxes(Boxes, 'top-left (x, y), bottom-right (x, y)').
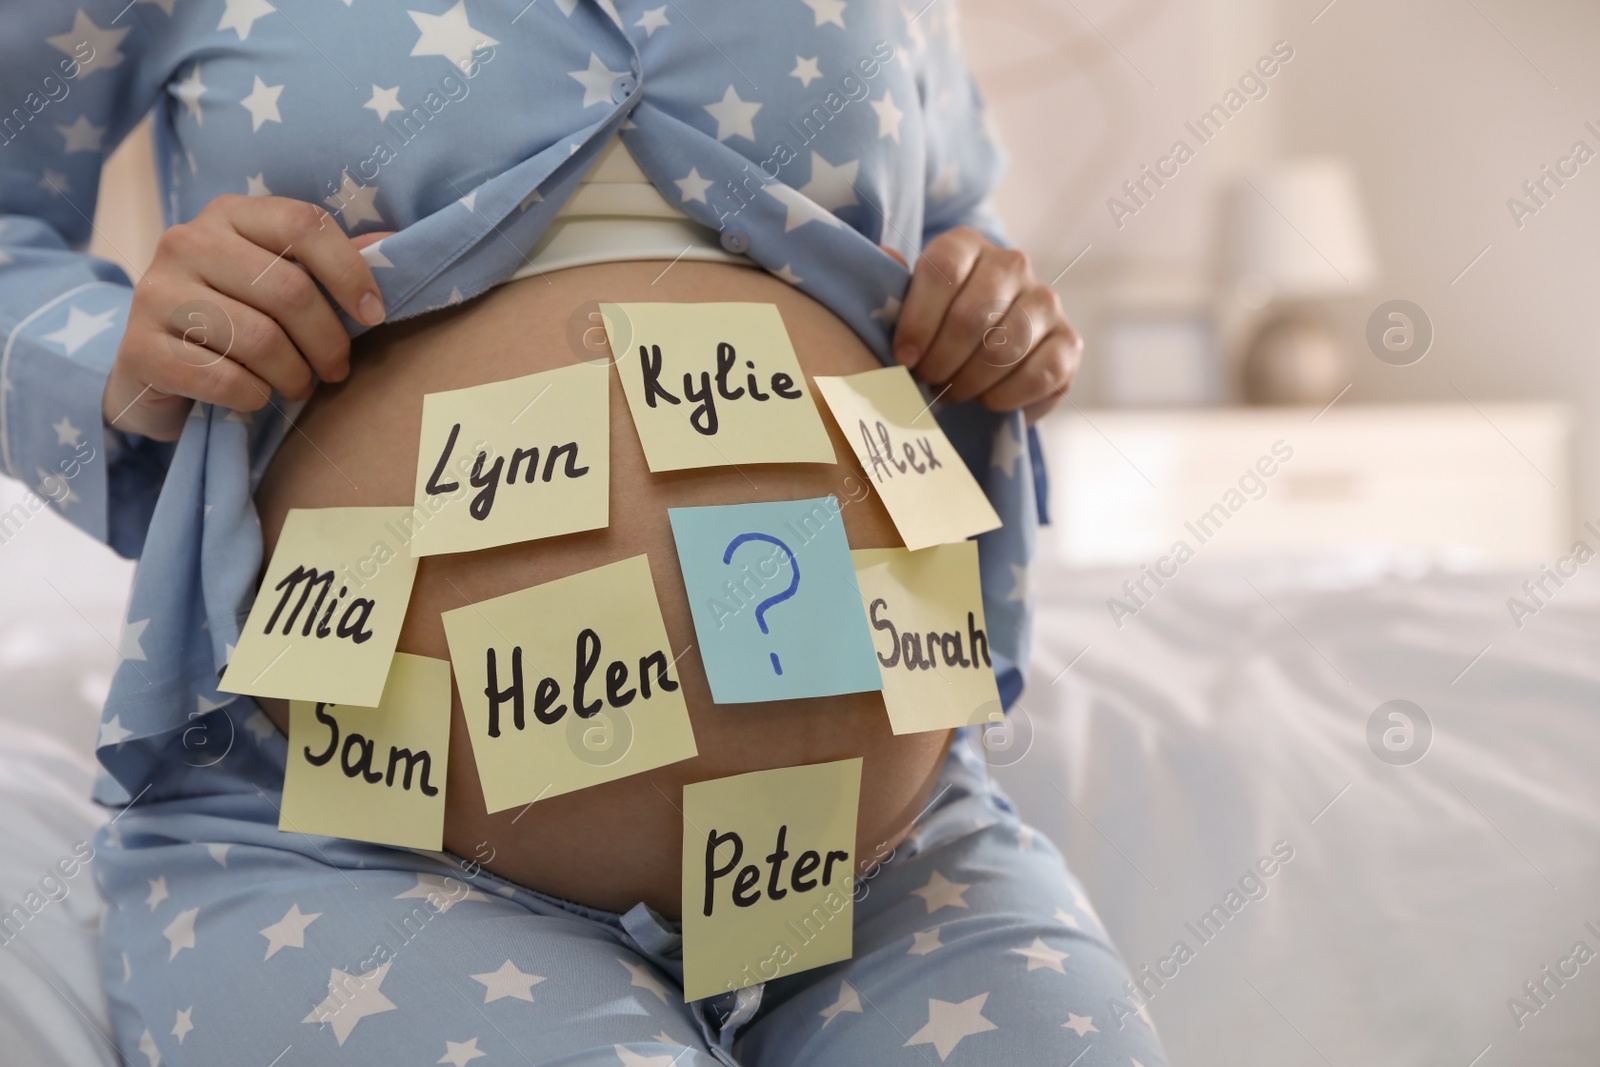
top-left (95, 707), bottom-right (1168, 1066)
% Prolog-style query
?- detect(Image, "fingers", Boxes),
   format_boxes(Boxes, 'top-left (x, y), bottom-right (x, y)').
top-left (216, 195), bottom-right (387, 330)
top-left (104, 194), bottom-right (390, 440)
top-left (909, 243), bottom-right (1028, 387)
top-left (942, 282), bottom-right (1055, 402)
top-left (892, 227), bottom-right (983, 371)
top-left (979, 327), bottom-right (1082, 416)
top-left (192, 229), bottom-right (352, 388)
top-left (107, 280), bottom-right (279, 434)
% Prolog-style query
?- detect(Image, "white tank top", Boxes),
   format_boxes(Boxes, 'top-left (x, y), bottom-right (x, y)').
top-left (508, 135), bottom-right (752, 280)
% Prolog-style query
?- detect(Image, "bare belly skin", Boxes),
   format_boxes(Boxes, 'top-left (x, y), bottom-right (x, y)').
top-left (253, 260), bottom-right (953, 919)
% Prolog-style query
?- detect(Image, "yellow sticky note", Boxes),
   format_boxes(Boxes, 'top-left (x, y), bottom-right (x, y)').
top-left (220, 507), bottom-right (420, 707)
top-left (279, 652), bottom-right (451, 850)
top-left (439, 554), bottom-right (697, 813)
top-left (600, 302), bottom-right (836, 471)
top-left (681, 758), bottom-right (861, 1002)
top-left (815, 366), bottom-right (1002, 550)
top-left (409, 363), bottom-right (609, 557)
top-left (852, 543), bottom-right (1003, 734)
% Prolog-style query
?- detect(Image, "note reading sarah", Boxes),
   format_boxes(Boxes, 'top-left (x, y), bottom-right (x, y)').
top-left (852, 543), bottom-right (1003, 734)
top-left (600, 302), bottom-right (835, 471)
top-left (279, 652), bottom-right (452, 850)
top-left (439, 554), bottom-right (698, 813)
top-left (667, 498), bottom-right (882, 704)
top-left (409, 363), bottom-right (609, 557)
top-left (219, 506), bottom-right (420, 707)
top-left (681, 757), bottom-right (862, 1001)
top-left (814, 366), bottom-right (1001, 550)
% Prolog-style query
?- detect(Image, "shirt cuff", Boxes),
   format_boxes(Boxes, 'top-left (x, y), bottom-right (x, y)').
top-left (0, 284), bottom-right (131, 546)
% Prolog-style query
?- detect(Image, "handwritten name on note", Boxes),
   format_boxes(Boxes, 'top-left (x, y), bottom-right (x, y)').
top-left (439, 554), bottom-right (697, 813)
top-left (279, 652), bottom-right (452, 850)
top-left (814, 366), bottom-right (1001, 551)
top-left (681, 758), bottom-right (861, 1001)
top-left (852, 543), bottom-right (1003, 734)
top-left (600, 302), bottom-right (835, 472)
top-left (409, 363), bottom-right (610, 557)
top-left (220, 507), bottom-right (420, 707)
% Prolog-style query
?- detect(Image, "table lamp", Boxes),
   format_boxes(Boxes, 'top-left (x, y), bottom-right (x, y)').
top-left (1220, 157), bottom-right (1379, 404)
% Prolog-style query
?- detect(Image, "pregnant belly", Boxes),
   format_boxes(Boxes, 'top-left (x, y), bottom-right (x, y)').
top-left (253, 260), bottom-right (953, 919)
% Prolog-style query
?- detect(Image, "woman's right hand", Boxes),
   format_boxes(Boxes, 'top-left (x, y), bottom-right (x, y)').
top-left (101, 194), bottom-right (390, 442)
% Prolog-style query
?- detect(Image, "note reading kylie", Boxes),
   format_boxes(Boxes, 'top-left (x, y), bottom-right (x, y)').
top-left (814, 366), bottom-right (1001, 550)
top-left (279, 653), bottom-right (452, 850)
top-left (409, 363), bottom-right (609, 557)
top-left (853, 543), bottom-right (1003, 734)
top-left (439, 554), bottom-right (698, 813)
top-left (681, 758), bottom-right (862, 1001)
top-left (600, 302), bottom-right (835, 472)
top-left (220, 506), bottom-right (420, 707)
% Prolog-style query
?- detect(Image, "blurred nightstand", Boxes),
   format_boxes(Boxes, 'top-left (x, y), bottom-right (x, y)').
top-left (1041, 404), bottom-right (1572, 567)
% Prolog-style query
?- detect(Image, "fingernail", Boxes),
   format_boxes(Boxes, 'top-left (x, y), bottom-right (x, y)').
top-left (895, 344), bottom-right (917, 366)
top-left (358, 290), bottom-right (385, 326)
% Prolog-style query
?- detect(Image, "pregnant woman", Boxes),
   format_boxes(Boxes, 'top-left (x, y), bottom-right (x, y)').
top-left (1, 2), bottom-right (1165, 1064)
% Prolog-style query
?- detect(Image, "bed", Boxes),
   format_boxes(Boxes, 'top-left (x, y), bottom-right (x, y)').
top-left (994, 548), bottom-right (1600, 1065)
top-left (3, 478), bottom-right (1599, 1064)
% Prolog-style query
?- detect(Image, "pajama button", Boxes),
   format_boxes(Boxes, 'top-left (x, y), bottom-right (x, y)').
top-left (720, 229), bottom-right (749, 254)
top-left (611, 74), bottom-right (637, 103)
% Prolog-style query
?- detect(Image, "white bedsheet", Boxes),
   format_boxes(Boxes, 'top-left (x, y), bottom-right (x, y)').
top-left (993, 550), bottom-right (1600, 1066)
top-left (0, 720), bottom-right (116, 1066)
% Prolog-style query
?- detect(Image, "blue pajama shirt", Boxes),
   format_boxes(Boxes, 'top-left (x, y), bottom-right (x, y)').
top-left (0, 0), bottom-right (1163, 1062)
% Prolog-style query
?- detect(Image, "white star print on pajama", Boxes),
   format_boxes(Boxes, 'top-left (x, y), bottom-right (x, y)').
top-left (41, 306), bottom-right (116, 356)
top-left (904, 993), bottom-right (998, 1061)
top-left (1011, 937), bottom-right (1070, 973)
top-left (818, 980), bottom-right (862, 1026)
top-left (303, 963), bottom-right (398, 1045)
top-left (162, 907), bottom-right (197, 960)
top-left (911, 870), bottom-right (971, 912)
top-left (259, 902), bottom-right (320, 959)
top-left (408, 2), bottom-right (499, 72)
top-left (238, 76), bottom-right (284, 131)
top-left (471, 959), bottom-right (546, 1003)
top-left (438, 1037), bottom-right (487, 1066)
top-left (702, 86), bottom-right (762, 142)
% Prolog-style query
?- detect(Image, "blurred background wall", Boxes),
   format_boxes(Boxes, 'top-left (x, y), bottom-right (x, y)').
top-left (962, 0), bottom-right (1600, 529)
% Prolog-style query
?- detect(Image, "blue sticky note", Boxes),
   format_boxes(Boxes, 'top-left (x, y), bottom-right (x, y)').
top-left (668, 497), bottom-right (883, 704)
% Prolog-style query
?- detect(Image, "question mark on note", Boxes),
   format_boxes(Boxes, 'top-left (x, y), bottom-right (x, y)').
top-left (722, 533), bottom-right (800, 675)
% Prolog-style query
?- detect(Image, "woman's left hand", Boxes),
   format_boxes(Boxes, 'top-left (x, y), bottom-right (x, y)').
top-left (887, 226), bottom-right (1082, 425)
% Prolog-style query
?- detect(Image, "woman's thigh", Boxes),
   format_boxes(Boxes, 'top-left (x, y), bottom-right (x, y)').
top-left (735, 740), bottom-right (1169, 1067)
top-left (96, 798), bottom-right (720, 1067)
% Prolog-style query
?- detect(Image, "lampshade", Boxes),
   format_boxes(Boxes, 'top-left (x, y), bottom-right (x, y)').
top-left (1220, 157), bottom-right (1379, 306)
